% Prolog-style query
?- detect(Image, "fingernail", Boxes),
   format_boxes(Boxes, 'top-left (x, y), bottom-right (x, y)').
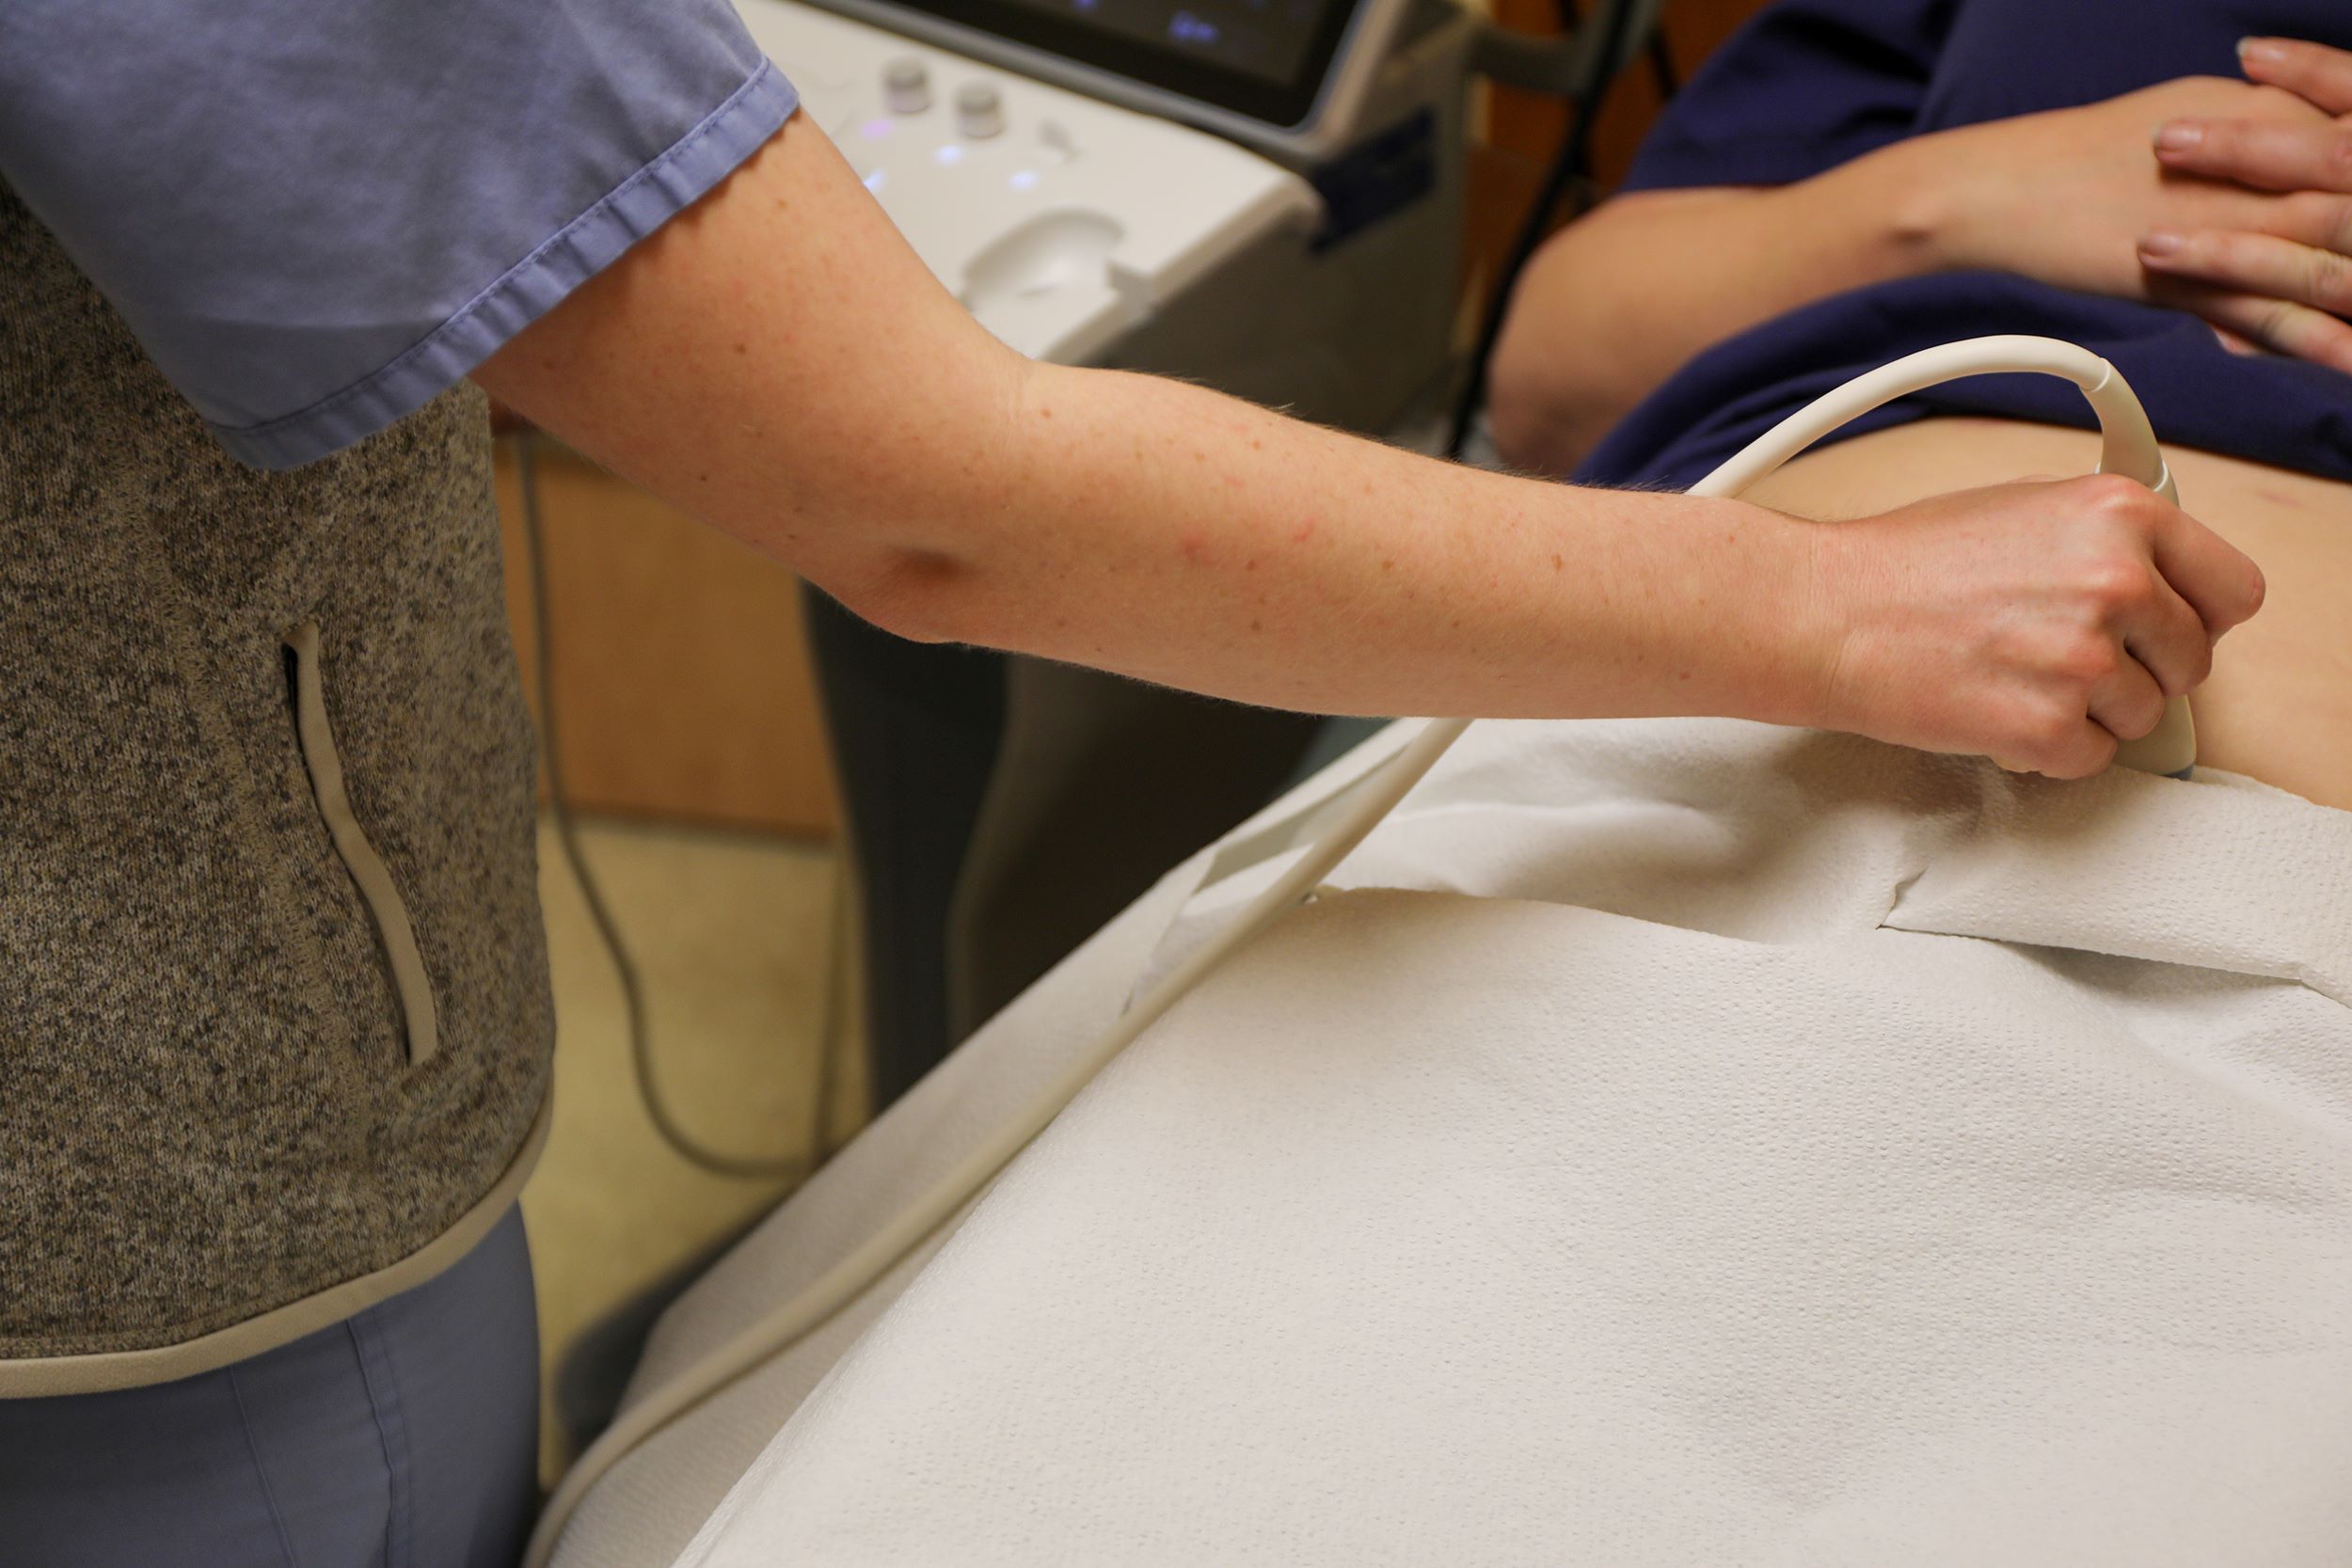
top-left (2154, 121), bottom-right (2203, 154)
top-left (2238, 37), bottom-right (2287, 66)
top-left (2138, 230), bottom-right (2185, 259)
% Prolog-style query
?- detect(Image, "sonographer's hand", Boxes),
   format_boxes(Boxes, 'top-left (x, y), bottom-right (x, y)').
top-left (1808, 476), bottom-right (2266, 779)
top-left (2137, 38), bottom-right (2352, 372)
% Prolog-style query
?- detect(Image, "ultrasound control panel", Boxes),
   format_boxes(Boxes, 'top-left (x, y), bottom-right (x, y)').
top-left (806, 0), bottom-right (1418, 156)
top-left (738, 0), bottom-right (1320, 362)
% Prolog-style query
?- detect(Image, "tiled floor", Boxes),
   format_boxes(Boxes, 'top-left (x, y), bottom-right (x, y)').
top-left (518, 814), bottom-right (863, 1481)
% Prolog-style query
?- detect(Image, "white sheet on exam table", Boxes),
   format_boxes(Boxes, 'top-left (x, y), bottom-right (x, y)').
top-left (554, 718), bottom-right (2352, 1568)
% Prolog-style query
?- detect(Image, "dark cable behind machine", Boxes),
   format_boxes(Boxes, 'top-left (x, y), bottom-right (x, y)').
top-left (1447, 0), bottom-right (1674, 458)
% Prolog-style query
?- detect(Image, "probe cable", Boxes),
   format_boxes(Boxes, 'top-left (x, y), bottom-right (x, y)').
top-left (513, 431), bottom-right (844, 1183)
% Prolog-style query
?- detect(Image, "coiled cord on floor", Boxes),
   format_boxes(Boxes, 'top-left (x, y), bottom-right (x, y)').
top-left (511, 431), bottom-right (846, 1183)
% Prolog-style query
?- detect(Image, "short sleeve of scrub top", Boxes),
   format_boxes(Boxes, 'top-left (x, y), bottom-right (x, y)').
top-left (1621, 0), bottom-right (1956, 191)
top-left (0, 0), bottom-right (798, 469)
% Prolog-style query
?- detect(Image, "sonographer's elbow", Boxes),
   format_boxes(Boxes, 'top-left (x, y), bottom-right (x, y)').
top-left (830, 547), bottom-right (993, 648)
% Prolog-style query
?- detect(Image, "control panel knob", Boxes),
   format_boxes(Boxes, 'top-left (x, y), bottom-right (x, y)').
top-left (956, 81), bottom-right (1007, 139)
top-left (882, 58), bottom-right (930, 114)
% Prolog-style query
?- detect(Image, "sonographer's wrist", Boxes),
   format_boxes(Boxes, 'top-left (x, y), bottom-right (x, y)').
top-left (1669, 499), bottom-right (1849, 735)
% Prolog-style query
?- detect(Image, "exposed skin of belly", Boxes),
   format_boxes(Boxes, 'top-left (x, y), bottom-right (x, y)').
top-left (1740, 417), bottom-right (2351, 812)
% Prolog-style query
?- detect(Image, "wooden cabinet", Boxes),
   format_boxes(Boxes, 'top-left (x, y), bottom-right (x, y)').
top-left (494, 443), bottom-right (838, 839)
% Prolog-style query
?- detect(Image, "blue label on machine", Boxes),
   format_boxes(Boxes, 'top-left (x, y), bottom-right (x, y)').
top-left (1311, 107), bottom-right (1437, 252)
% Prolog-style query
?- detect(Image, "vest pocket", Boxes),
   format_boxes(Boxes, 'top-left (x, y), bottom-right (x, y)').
top-left (283, 621), bottom-right (440, 1068)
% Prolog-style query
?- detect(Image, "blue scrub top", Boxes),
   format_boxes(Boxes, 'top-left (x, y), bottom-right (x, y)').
top-left (1578, 0), bottom-right (2352, 492)
top-left (0, 0), bottom-right (798, 469)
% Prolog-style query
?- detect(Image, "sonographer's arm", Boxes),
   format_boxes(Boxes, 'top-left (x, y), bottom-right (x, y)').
top-left (1488, 74), bottom-right (2335, 477)
top-left (474, 114), bottom-right (2264, 781)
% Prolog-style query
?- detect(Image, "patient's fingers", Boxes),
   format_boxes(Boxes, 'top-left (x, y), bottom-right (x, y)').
top-left (2237, 36), bottom-right (2352, 118)
top-left (2139, 226), bottom-right (2352, 317)
top-left (2145, 273), bottom-right (2352, 375)
top-left (2208, 323), bottom-right (2269, 356)
top-left (2153, 116), bottom-right (2352, 193)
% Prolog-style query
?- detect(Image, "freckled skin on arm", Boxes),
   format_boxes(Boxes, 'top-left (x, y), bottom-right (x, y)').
top-left (475, 113), bottom-right (1827, 726)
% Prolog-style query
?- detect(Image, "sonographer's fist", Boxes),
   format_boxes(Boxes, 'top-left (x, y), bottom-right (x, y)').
top-left (1806, 476), bottom-right (2265, 779)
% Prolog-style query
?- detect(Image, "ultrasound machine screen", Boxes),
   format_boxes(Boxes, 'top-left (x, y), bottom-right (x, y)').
top-left (893, 0), bottom-right (1362, 124)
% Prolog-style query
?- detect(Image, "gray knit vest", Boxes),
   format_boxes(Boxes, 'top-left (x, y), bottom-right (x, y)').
top-left (1, 183), bottom-right (554, 1395)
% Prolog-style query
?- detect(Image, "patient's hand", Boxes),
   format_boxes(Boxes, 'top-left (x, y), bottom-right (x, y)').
top-left (1809, 477), bottom-right (2265, 780)
top-left (2135, 38), bottom-right (2352, 373)
top-left (1487, 54), bottom-right (2347, 480)
top-left (1925, 74), bottom-right (2332, 312)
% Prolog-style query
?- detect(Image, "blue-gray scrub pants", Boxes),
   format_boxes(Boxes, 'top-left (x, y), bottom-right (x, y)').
top-left (0, 1209), bottom-right (540, 1568)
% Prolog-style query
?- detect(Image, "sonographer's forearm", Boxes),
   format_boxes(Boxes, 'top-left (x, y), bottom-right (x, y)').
top-left (880, 361), bottom-right (1830, 730)
top-left (467, 114), bottom-right (1830, 733)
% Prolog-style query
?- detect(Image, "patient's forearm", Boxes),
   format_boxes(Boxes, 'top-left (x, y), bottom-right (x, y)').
top-left (1488, 74), bottom-right (2341, 478)
top-left (1488, 143), bottom-right (1944, 476)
